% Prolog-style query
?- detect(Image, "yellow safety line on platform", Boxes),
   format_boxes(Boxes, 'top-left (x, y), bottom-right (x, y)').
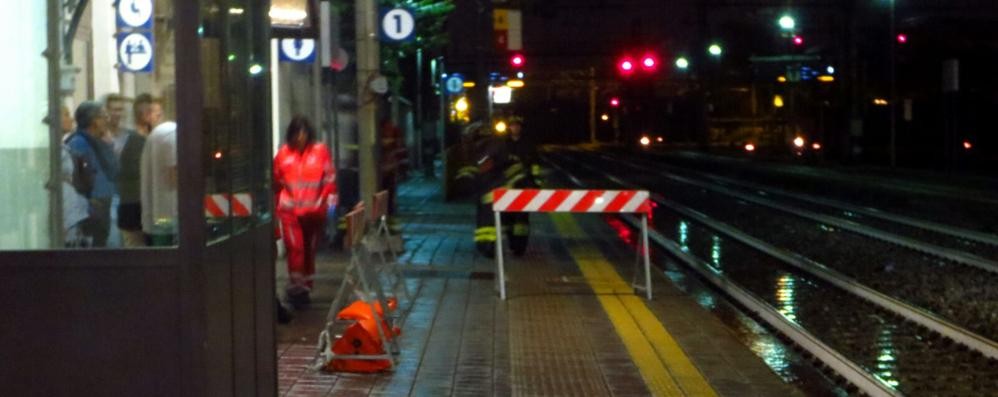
top-left (550, 213), bottom-right (718, 397)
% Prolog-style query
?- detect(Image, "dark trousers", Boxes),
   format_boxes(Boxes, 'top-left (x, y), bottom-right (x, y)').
top-left (82, 198), bottom-right (112, 247)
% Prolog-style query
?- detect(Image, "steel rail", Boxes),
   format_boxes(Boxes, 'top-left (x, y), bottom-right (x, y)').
top-left (597, 152), bottom-right (998, 247)
top-left (592, 152), bottom-right (998, 275)
top-left (549, 153), bottom-right (998, 361)
top-left (629, 215), bottom-right (902, 397)
top-left (544, 157), bottom-right (902, 397)
top-left (657, 150), bottom-right (998, 207)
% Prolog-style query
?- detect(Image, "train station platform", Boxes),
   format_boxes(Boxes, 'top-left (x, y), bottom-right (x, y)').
top-left (276, 175), bottom-right (804, 397)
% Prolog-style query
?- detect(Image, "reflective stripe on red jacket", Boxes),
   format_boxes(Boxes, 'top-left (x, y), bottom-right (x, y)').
top-left (274, 143), bottom-right (337, 216)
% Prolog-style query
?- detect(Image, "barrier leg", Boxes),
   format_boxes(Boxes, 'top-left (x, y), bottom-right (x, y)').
top-left (495, 211), bottom-right (507, 300)
top-left (642, 213), bottom-right (652, 300)
top-left (380, 217), bottom-right (412, 304)
top-left (356, 248), bottom-right (398, 366)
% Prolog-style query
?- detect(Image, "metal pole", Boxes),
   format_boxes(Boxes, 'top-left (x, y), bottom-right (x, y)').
top-left (47, 0), bottom-right (63, 248)
top-left (889, 0), bottom-right (897, 167)
top-left (356, 0), bottom-right (380, 208)
top-left (437, 57), bottom-right (446, 179)
top-left (415, 48), bottom-right (423, 170)
top-left (588, 67), bottom-right (597, 143)
top-left (312, 51), bottom-right (322, 139)
top-left (642, 213), bottom-right (652, 300)
top-left (494, 210), bottom-right (506, 300)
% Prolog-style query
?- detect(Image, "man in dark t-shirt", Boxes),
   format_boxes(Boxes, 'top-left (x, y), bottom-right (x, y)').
top-left (117, 94), bottom-right (162, 247)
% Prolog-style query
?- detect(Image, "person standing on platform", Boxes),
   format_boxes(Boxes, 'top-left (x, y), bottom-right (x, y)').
top-left (117, 95), bottom-right (161, 247)
top-left (58, 105), bottom-right (90, 247)
top-left (503, 116), bottom-right (541, 255)
top-left (274, 115), bottom-right (337, 309)
top-left (66, 101), bottom-right (119, 247)
top-left (472, 116), bottom-right (540, 258)
top-left (102, 94), bottom-right (132, 157)
top-left (140, 121), bottom-right (178, 246)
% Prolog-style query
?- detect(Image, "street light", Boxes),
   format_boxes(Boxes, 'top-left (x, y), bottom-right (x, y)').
top-left (675, 57), bottom-right (689, 70)
top-left (779, 15), bottom-right (796, 31)
top-left (708, 44), bottom-right (722, 57)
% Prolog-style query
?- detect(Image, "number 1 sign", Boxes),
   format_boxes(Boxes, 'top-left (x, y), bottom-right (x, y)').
top-left (380, 7), bottom-right (416, 42)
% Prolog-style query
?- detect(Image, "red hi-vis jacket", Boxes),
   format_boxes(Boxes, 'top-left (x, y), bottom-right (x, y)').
top-left (274, 143), bottom-right (337, 216)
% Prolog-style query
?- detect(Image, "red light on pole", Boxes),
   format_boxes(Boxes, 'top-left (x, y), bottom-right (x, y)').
top-left (792, 35), bottom-right (804, 46)
top-left (610, 97), bottom-right (620, 107)
top-left (510, 53), bottom-right (525, 68)
top-left (896, 33), bottom-right (908, 44)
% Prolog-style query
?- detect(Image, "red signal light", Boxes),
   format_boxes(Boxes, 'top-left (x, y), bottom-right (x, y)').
top-left (896, 33), bottom-right (908, 44)
top-left (610, 97), bottom-right (620, 107)
top-left (641, 54), bottom-right (658, 71)
top-left (618, 56), bottom-right (636, 76)
top-left (510, 53), bottom-right (525, 68)
top-left (792, 35), bottom-right (804, 46)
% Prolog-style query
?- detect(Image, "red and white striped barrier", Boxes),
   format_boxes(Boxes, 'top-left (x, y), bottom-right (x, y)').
top-left (205, 193), bottom-right (253, 218)
top-left (493, 189), bottom-right (651, 213)
top-left (491, 188), bottom-right (653, 300)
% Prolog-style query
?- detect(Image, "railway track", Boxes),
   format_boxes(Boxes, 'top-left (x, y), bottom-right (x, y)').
top-left (545, 151), bottom-right (998, 397)
top-left (558, 150), bottom-right (998, 343)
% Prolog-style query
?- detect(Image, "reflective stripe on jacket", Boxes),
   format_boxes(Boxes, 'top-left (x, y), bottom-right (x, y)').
top-left (274, 143), bottom-right (337, 216)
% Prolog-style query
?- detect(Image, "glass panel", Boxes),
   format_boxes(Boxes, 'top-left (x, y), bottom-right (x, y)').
top-left (0, 0), bottom-right (178, 250)
top-left (200, 0), bottom-right (272, 244)
top-left (0, 2), bottom-right (50, 249)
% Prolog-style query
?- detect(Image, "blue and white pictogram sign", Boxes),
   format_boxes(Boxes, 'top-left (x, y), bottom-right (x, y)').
top-left (118, 32), bottom-right (154, 73)
top-left (279, 39), bottom-right (317, 63)
top-left (380, 8), bottom-right (416, 42)
top-left (444, 74), bottom-right (465, 95)
top-left (117, 0), bottom-right (154, 29)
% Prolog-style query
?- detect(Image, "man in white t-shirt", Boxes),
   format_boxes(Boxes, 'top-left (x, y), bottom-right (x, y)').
top-left (140, 121), bottom-right (178, 245)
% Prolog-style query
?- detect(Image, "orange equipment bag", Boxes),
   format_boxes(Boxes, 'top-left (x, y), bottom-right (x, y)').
top-left (324, 298), bottom-right (400, 373)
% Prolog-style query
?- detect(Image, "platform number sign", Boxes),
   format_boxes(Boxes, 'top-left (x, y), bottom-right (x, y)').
top-left (380, 7), bottom-right (416, 42)
top-left (117, 0), bottom-right (154, 29)
top-left (117, 32), bottom-right (154, 73)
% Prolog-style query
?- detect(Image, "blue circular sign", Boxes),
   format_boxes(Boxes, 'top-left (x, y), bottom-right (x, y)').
top-left (444, 75), bottom-right (464, 95)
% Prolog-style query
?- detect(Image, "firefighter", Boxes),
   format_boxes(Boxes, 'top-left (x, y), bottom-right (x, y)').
top-left (503, 116), bottom-right (541, 255)
top-left (452, 121), bottom-right (486, 198)
top-left (473, 116), bottom-right (540, 258)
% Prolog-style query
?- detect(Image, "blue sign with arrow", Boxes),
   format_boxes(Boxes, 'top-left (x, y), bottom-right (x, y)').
top-left (279, 38), bottom-right (317, 63)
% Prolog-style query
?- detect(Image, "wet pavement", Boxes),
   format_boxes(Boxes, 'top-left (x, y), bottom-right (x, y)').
top-left (276, 174), bottom-right (804, 396)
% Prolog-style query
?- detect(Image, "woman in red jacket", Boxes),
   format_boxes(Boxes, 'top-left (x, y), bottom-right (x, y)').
top-left (274, 116), bottom-right (337, 308)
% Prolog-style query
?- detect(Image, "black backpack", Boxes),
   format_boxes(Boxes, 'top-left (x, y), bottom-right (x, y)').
top-left (70, 151), bottom-right (95, 197)
top-left (67, 134), bottom-right (97, 197)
